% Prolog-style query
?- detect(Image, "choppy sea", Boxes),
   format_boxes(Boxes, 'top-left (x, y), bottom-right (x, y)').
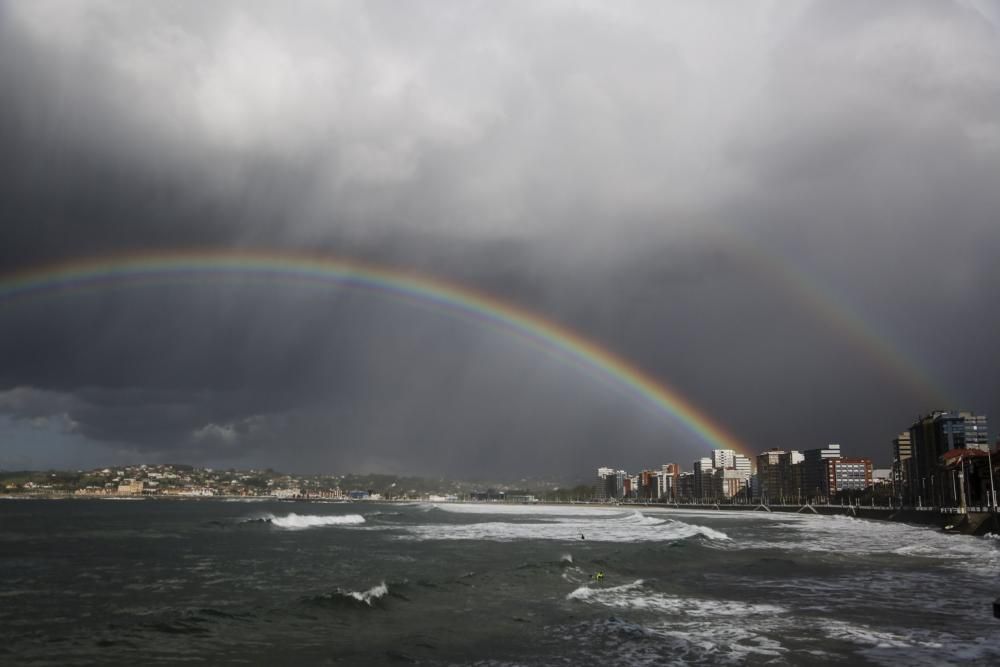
top-left (2, 499), bottom-right (999, 665)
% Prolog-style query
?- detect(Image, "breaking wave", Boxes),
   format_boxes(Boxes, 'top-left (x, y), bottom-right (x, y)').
top-left (728, 512), bottom-right (1000, 571)
top-left (568, 578), bottom-right (646, 601)
top-left (554, 603), bottom-right (1000, 667)
top-left (245, 513), bottom-right (366, 529)
top-left (561, 581), bottom-right (791, 664)
top-left (432, 503), bottom-right (627, 517)
top-left (304, 582), bottom-right (390, 608)
top-left (343, 582), bottom-right (389, 605)
top-left (567, 579), bottom-right (786, 617)
top-left (397, 508), bottom-right (729, 543)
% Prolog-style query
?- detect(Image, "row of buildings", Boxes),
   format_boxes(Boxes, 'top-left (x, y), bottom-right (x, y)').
top-left (891, 410), bottom-right (996, 508)
top-left (48, 464), bottom-right (356, 498)
top-left (599, 409), bottom-right (996, 508)
top-left (597, 442), bottom-right (878, 505)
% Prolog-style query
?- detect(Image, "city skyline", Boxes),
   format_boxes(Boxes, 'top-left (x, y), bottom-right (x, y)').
top-left (594, 408), bottom-right (996, 510)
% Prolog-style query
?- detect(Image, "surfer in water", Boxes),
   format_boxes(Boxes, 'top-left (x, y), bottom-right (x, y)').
top-left (580, 533), bottom-right (585, 540)
top-left (592, 571), bottom-right (604, 583)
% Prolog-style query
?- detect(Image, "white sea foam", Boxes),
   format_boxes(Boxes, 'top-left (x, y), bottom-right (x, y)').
top-left (653, 624), bottom-right (787, 663)
top-left (713, 511), bottom-right (1000, 571)
top-left (567, 578), bottom-right (645, 600)
top-left (561, 568), bottom-right (1000, 666)
top-left (343, 582), bottom-right (389, 606)
top-left (817, 619), bottom-right (1000, 666)
top-left (568, 579), bottom-right (786, 617)
top-left (563, 577), bottom-right (1000, 666)
top-left (646, 507), bottom-right (803, 520)
top-left (432, 503), bottom-right (628, 517)
top-left (555, 609), bottom-right (788, 664)
top-left (397, 510), bottom-right (728, 543)
top-left (265, 513), bottom-right (366, 529)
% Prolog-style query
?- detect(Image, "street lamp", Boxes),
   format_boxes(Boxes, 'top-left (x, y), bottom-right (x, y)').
top-left (988, 447), bottom-right (997, 510)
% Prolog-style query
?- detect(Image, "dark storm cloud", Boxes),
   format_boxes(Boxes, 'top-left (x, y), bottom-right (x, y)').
top-left (1, 1), bottom-right (999, 476)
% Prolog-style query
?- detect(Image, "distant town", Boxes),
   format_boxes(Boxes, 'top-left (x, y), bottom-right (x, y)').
top-left (2, 410), bottom-right (996, 510)
top-left (598, 410), bottom-right (997, 510)
top-left (0, 464), bottom-right (575, 503)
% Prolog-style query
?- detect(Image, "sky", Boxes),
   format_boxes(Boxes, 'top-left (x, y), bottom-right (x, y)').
top-left (1, 0), bottom-right (999, 479)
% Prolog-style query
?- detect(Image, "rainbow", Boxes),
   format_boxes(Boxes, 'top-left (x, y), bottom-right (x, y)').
top-left (731, 237), bottom-right (947, 407)
top-left (0, 249), bottom-right (751, 456)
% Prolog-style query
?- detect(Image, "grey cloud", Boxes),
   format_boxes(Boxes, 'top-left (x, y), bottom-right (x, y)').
top-left (1, 1), bottom-right (999, 476)
top-left (0, 386), bottom-right (78, 425)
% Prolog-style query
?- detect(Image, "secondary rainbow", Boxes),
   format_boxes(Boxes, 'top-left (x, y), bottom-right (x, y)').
top-left (730, 236), bottom-right (947, 407)
top-left (0, 249), bottom-right (750, 456)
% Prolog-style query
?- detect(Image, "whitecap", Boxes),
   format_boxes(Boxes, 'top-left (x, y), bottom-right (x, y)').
top-left (679, 510), bottom-right (1000, 571)
top-left (397, 509), bottom-right (728, 543)
top-left (567, 580), bottom-right (785, 617)
top-left (553, 605), bottom-right (789, 664)
top-left (264, 513), bottom-right (365, 529)
top-left (344, 582), bottom-right (389, 606)
top-left (567, 579), bottom-right (646, 601)
top-left (432, 502), bottom-right (628, 517)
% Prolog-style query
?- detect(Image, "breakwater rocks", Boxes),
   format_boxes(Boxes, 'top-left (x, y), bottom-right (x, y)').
top-left (647, 503), bottom-right (1000, 536)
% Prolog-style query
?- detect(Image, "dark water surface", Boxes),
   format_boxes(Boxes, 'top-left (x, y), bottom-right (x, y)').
top-left (2, 499), bottom-right (999, 665)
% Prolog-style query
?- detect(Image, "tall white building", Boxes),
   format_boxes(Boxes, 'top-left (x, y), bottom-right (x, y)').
top-left (732, 454), bottom-right (753, 479)
top-left (711, 449), bottom-right (736, 469)
top-left (658, 463), bottom-right (680, 501)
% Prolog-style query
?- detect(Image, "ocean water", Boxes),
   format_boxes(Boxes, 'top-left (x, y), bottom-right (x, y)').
top-left (2, 500), bottom-right (999, 665)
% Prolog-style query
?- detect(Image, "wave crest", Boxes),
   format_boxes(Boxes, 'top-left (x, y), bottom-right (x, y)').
top-left (344, 582), bottom-right (389, 605)
top-left (568, 579), bottom-right (786, 617)
top-left (397, 509), bottom-right (728, 543)
top-left (304, 582), bottom-right (390, 608)
top-left (249, 513), bottom-right (366, 529)
top-left (568, 579), bottom-right (646, 601)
